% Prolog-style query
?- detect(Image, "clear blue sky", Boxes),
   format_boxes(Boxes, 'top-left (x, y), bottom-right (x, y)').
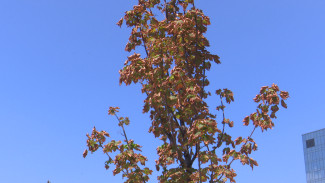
top-left (0, 0), bottom-right (324, 182)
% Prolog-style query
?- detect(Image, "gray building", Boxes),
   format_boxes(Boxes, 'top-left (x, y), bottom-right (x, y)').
top-left (302, 128), bottom-right (325, 183)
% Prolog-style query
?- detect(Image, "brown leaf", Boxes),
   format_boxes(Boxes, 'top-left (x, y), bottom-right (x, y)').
top-left (243, 116), bottom-right (250, 126)
top-left (281, 99), bottom-right (287, 108)
top-left (83, 149), bottom-right (88, 158)
top-left (116, 18), bottom-right (123, 27)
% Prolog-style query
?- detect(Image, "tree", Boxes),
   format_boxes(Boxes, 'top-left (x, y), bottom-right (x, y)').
top-left (83, 0), bottom-right (289, 182)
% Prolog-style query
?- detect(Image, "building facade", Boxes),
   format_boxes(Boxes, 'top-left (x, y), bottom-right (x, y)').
top-left (302, 128), bottom-right (325, 183)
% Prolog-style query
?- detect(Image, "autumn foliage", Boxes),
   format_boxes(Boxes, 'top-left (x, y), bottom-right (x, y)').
top-left (84, 0), bottom-right (289, 182)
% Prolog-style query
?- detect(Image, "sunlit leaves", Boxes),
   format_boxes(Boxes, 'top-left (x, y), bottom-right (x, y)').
top-left (84, 109), bottom-right (152, 182)
top-left (85, 0), bottom-right (289, 182)
top-left (108, 106), bottom-right (120, 115)
top-left (118, 117), bottom-right (130, 126)
top-left (245, 84), bottom-right (290, 131)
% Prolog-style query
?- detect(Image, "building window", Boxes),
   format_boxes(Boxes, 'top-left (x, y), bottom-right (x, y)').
top-left (306, 139), bottom-right (315, 148)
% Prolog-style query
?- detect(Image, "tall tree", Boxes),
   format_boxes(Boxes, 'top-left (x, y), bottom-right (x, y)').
top-left (83, 0), bottom-right (289, 182)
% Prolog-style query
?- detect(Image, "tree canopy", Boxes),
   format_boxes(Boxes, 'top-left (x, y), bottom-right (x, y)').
top-left (83, 0), bottom-right (289, 182)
